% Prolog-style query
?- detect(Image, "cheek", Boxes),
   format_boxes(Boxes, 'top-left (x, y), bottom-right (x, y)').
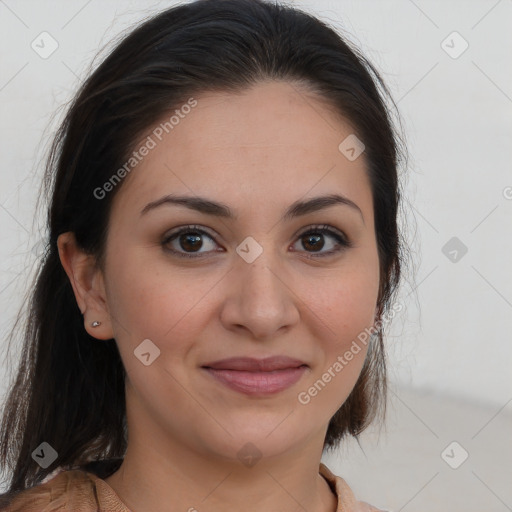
top-left (304, 280), bottom-right (375, 382)
top-left (295, 285), bottom-right (375, 419)
top-left (104, 244), bottom-right (217, 374)
top-left (294, 255), bottom-right (379, 409)
top-left (102, 246), bottom-right (163, 342)
top-left (301, 256), bottom-right (379, 348)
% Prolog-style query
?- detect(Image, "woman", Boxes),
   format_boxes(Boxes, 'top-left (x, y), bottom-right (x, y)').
top-left (0, 0), bottom-right (408, 510)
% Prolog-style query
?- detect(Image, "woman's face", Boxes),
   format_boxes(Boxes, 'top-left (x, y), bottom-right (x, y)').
top-left (99, 80), bottom-right (380, 462)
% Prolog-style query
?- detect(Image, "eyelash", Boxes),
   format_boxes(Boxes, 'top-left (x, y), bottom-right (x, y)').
top-left (161, 224), bottom-right (353, 260)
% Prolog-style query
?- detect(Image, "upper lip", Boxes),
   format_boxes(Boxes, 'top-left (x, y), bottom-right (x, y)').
top-left (201, 356), bottom-right (308, 372)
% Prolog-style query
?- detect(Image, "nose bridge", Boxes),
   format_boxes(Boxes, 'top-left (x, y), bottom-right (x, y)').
top-left (237, 236), bottom-right (281, 297)
top-left (223, 236), bottom-right (298, 337)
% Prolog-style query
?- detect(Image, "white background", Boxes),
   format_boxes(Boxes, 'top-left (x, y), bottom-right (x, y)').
top-left (0, 1), bottom-right (511, 510)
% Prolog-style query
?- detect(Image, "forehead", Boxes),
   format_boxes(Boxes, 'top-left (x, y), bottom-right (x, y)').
top-left (110, 80), bottom-right (372, 223)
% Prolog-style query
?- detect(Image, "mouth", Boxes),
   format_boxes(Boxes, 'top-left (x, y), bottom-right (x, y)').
top-left (200, 356), bottom-right (309, 396)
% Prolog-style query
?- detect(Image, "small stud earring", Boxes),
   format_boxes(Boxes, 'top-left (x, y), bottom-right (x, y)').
top-left (91, 321), bottom-right (101, 328)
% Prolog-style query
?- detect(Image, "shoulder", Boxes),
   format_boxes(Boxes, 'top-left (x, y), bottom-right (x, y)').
top-left (1, 469), bottom-right (99, 512)
top-left (319, 463), bottom-right (387, 512)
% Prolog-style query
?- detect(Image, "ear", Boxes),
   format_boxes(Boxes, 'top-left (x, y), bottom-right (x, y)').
top-left (57, 232), bottom-right (114, 341)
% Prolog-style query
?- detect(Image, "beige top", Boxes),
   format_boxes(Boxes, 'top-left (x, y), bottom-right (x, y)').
top-left (2, 462), bottom-right (383, 511)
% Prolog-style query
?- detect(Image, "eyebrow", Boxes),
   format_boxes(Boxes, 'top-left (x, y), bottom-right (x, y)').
top-left (140, 193), bottom-right (364, 224)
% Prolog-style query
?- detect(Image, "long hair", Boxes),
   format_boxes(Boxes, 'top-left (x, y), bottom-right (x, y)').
top-left (0, 0), bottom-right (409, 498)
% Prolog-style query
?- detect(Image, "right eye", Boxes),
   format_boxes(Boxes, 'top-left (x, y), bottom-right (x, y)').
top-left (162, 225), bottom-right (222, 259)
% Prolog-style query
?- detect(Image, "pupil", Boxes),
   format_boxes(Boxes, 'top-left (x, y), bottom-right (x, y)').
top-left (181, 233), bottom-right (202, 252)
top-left (304, 233), bottom-right (323, 251)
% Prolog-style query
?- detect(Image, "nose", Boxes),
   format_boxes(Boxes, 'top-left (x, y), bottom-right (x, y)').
top-left (219, 250), bottom-right (300, 340)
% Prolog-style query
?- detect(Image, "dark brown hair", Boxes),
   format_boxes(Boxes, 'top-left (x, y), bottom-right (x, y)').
top-left (0, 0), bottom-right (409, 499)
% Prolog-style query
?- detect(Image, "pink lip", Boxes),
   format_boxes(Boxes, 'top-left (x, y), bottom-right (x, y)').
top-left (201, 356), bottom-right (307, 371)
top-left (201, 356), bottom-right (309, 396)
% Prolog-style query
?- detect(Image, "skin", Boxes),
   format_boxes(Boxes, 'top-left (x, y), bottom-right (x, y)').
top-left (58, 80), bottom-right (380, 512)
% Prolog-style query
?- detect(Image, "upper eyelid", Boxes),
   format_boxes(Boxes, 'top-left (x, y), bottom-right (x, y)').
top-left (164, 223), bottom-right (346, 237)
top-left (163, 223), bottom-right (349, 245)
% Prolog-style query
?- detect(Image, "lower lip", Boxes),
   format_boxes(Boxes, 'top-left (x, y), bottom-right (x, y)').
top-left (202, 366), bottom-right (308, 396)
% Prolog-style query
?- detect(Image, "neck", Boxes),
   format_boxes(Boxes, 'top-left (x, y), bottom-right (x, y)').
top-left (104, 435), bottom-right (337, 512)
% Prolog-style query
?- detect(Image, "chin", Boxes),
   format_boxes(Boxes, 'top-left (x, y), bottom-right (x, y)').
top-left (200, 419), bottom-right (310, 463)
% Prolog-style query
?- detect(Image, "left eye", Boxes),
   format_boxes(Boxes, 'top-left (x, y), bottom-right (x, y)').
top-left (162, 224), bottom-right (351, 259)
